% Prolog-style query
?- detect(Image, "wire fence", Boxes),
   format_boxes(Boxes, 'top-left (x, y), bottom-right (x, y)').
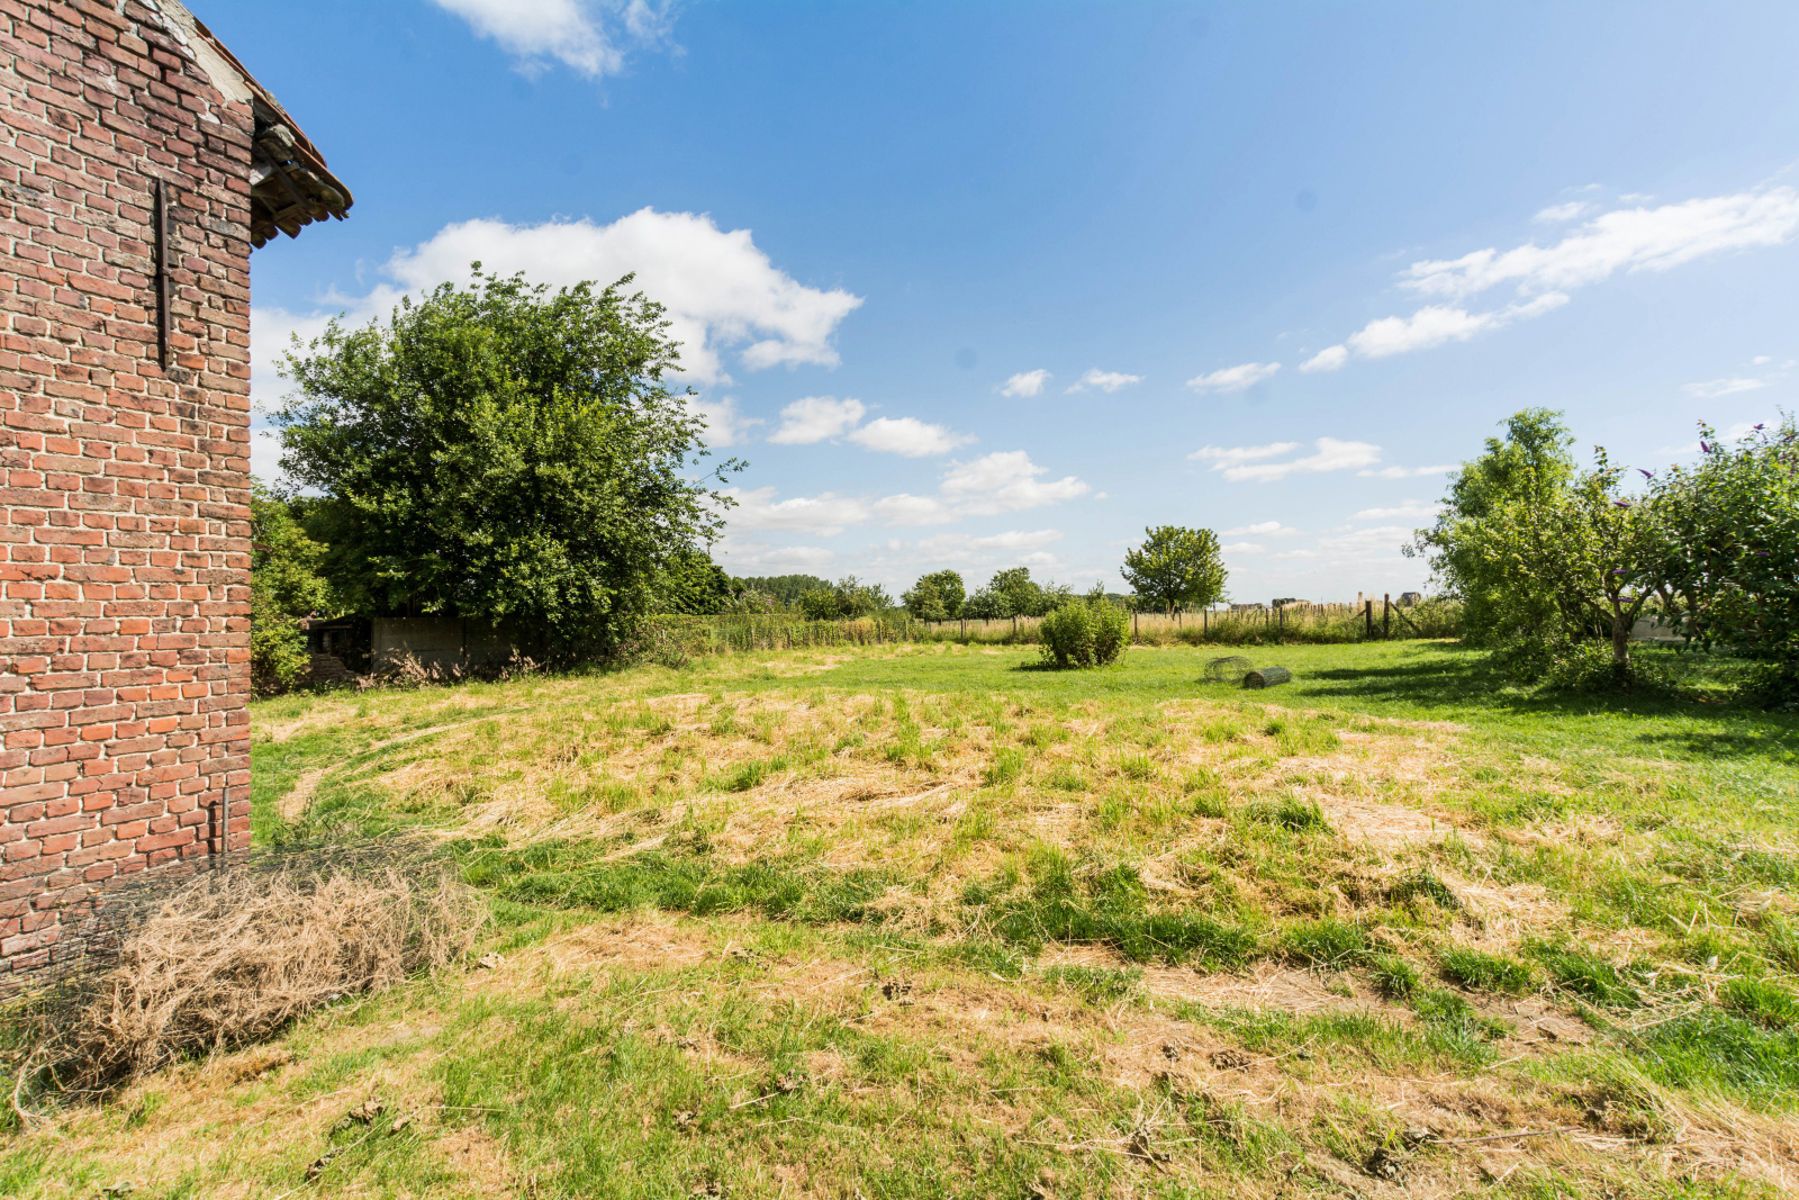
top-left (645, 597), bottom-right (1461, 658)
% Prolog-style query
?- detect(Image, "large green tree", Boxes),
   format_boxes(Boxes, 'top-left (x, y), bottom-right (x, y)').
top-left (902, 569), bottom-right (965, 620)
top-left (1121, 525), bottom-right (1227, 614)
top-left (1412, 409), bottom-right (1575, 647)
top-left (275, 269), bottom-right (734, 657)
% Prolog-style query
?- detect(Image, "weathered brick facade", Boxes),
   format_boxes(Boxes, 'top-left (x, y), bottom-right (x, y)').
top-left (1, 1), bottom-right (347, 975)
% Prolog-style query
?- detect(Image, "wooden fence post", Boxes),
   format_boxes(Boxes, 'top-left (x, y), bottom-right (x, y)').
top-left (1132, 611), bottom-right (1139, 640)
top-left (1383, 594), bottom-right (1391, 638)
top-left (1364, 601), bottom-right (1373, 639)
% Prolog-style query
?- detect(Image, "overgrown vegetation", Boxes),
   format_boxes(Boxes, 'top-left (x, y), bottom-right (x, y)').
top-left (1036, 593), bottom-right (1131, 668)
top-left (272, 269), bottom-right (736, 660)
top-left (7, 640), bottom-right (1794, 1196)
top-left (1417, 409), bottom-right (1799, 702)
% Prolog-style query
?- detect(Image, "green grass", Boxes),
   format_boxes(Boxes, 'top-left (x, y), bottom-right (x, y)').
top-left (10, 640), bottom-right (1799, 1199)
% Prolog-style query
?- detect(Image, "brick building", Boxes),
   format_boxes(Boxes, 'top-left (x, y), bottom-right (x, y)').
top-left (1, 1), bottom-right (350, 974)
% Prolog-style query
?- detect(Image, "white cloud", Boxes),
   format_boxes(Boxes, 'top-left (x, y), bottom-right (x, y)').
top-left (1187, 441), bottom-right (1299, 465)
top-left (430, 0), bottom-right (673, 79)
top-left (1353, 500), bottom-right (1440, 520)
top-left (1299, 345), bottom-right (1349, 374)
top-left (939, 450), bottom-right (1091, 514)
top-left (1221, 542), bottom-right (1265, 554)
top-left (999, 369), bottom-right (1051, 398)
top-left (847, 416), bottom-right (974, 457)
top-left (1404, 187), bottom-right (1799, 299)
top-left (689, 395), bottom-right (759, 448)
top-left (254, 211), bottom-right (862, 395)
top-left (1185, 361), bottom-right (1280, 394)
top-left (714, 539), bottom-right (836, 572)
top-left (1752, 355), bottom-right (1773, 366)
top-left (1197, 437), bottom-right (1382, 484)
top-left (250, 427), bottom-right (283, 483)
top-left (1222, 520), bottom-right (1300, 537)
top-left (1534, 200), bottom-right (1593, 223)
top-left (720, 487), bottom-right (869, 536)
top-left (1066, 369), bottom-right (1143, 394)
top-left (1357, 464), bottom-right (1455, 479)
top-left (1683, 376), bottom-right (1768, 399)
top-left (1307, 187), bottom-right (1799, 375)
top-left (768, 396), bottom-right (866, 445)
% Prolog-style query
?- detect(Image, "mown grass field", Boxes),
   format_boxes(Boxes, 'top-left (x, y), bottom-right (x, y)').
top-left (9, 640), bottom-right (1799, 1199)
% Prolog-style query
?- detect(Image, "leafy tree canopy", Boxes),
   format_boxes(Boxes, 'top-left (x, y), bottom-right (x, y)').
top-left (275, 268), bottom-right (734, 656)
top-left (1121, 525), bottom-right (1227, 614)
top-left (796, 577), bottom-right (893, 620)
top-left (903, 570), bottom-right (966, 620)
top-left (733, 574), bottom-right (833, 607)
top-left (250, 486), bottom-right (335, 693)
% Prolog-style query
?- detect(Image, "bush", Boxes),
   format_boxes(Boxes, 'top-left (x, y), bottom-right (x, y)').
top-left (1038, 597), bottom-right (1130, 669)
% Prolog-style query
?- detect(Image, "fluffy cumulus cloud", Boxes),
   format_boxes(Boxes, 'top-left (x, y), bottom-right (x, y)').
top-left (1185, 361), bottom-right (1280, 394)
top-left (847, 417), bottom-right (975, 458)
top-left (253, 210), bottom-right (863, 401)
top-left (719, 487), bottom-right (870, 537)
top-left (1304, 186), bottom-right (1799, 373)
top-left (1306, 294), bottom-right (1568, 370)
top-left (767, 398), bottom-right (971, 456)
top-left (1192, 437), bottom-right (1381, 484)
top-left (1222, 520), bottom-right (1300, 537)
top-left (688, 395), bottom-right (759, 448)
top-left (1352, 500), bottom-right (1440, 520)
top-left (713, 539), bottom-right (836, 573)
top-left (717, 450), bottom-right (1090, 539)
top-left (1066, 369), bottom-right (1143, 394)
top-left (1187, 441), bottom-right (1299, 466)
top-left (874, 452), bottom-right (1091, 526)
top-left (430, 0), bottom-right (674, 79)
top-left (769, 396), bottom-right (866, 445)
top-left (999, 369), bottom-right (1051, 398)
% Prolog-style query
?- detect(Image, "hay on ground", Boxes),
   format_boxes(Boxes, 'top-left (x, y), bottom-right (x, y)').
top-left (8, 842), bottom-right (481, 1105)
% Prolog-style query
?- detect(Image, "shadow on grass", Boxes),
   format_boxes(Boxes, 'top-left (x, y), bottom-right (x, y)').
top-left (1300, 648), bottom-right (1799, 762)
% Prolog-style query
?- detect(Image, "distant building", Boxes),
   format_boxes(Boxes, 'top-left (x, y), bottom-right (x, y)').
top-left (1, 2), bottom-right (351, 975)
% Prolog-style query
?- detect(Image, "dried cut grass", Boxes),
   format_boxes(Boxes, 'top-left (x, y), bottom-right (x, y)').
top-left (11, 845), bottom-right (481, 1107)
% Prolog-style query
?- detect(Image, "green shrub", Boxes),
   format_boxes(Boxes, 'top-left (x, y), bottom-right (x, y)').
top-left (1038, 597), bottom-right (1130, 669)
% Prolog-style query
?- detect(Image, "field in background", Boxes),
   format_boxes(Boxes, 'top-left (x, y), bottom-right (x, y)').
top-left (649, 599), bottom-right (1460, 657)
top-left (8, 641), bottom-right (1798, 1199)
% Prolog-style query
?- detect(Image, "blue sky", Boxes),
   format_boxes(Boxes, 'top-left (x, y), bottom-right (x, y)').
top-left (223, 0), bottom-right (1799, 602)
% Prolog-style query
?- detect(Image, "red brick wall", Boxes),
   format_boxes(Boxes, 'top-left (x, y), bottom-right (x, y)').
top-left (1, 0), bottom-right (255, 973)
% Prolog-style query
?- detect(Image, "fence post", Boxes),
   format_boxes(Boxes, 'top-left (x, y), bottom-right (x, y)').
top-left (1012, 614), bottom-right (1019, 639)
top-left (1383, 594), bottom-right (1391, 639)
top-left (1132, 611), bottom-right (1139, 640)
top-left (1364, 601), bottom-right (1373, 639)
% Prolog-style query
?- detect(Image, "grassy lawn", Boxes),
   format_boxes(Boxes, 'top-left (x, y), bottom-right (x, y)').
top-left (9, 640), bottom-right (1799, 1198)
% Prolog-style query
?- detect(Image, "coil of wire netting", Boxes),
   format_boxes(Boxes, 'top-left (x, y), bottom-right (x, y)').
top-left (1205, 655), bottom-right (1253, 683)
top-left (1243, 666), bottom-right (1293, 689)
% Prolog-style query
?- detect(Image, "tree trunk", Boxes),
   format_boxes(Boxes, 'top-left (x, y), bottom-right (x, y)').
top-left (1611, 607), bottom-right (1631, 686)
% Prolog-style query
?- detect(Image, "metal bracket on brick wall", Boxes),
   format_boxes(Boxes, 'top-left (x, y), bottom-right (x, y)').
top-left (152, 177), bottom-right (173, 370)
